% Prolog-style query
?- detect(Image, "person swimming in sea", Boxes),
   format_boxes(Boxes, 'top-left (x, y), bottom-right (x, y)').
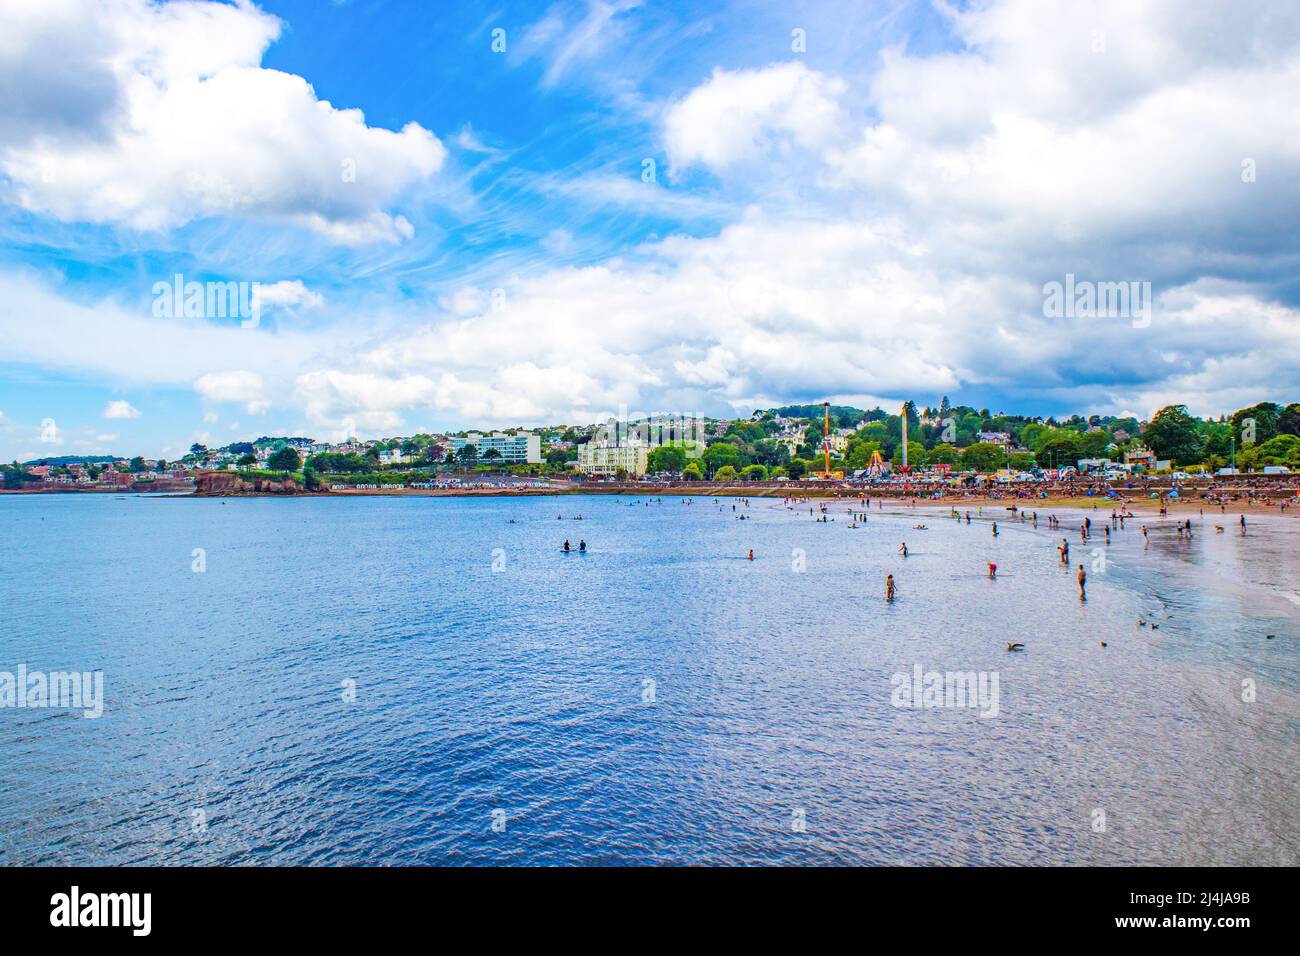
top-left (562, 540), bottom-right (571, 552)
top-left (579, 540), bottom-right (586, 552)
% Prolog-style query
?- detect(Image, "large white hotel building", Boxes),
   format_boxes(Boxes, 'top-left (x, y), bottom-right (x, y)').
top-left (448, 432), bottom-right (542, 464)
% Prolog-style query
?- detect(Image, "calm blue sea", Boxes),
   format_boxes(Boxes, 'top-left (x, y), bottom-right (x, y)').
top-left (0, 493), bottom-right (1295, 865)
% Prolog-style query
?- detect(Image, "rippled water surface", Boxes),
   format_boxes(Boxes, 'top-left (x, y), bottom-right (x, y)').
top-left (1, 493), bottom-right (1296, 865)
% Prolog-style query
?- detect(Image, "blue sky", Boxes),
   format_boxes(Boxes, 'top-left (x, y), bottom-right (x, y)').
top-left (1, 0), bottom-right (1298, 461)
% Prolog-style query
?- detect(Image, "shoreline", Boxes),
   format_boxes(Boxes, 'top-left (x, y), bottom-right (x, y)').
top-left (207, 487), bottom-right (1300, 516)
top-left (7, 479), bottom-right (1298, 517)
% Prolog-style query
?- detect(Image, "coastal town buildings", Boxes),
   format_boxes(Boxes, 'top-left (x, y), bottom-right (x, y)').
top-left (1125, 446), bottom-right (1157, 471)
top-left (577, 440), bottom-right (650, 476)
top-left (448, 432), bottom-right (542, 464)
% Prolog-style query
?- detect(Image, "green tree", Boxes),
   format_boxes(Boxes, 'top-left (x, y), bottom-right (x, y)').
top-left (647, 444), bottom-right (688, 474)
top-left (457, 444), bottom-right (478, 464)
top-left (785, 458), bottom-right (808, 479)
top-left (237, 453), bottom-right (257, 467)
top-left (267, 447), bottom-right (301, 471)
top-left (1144, 405), bottom-right (1204, 465)
top-left (927, 443), bottom-right (961, 466)
top-left (1019, 421), bottom-right (1050, 447)
top-left (714, 465), bottom-right (738, 481)
top-left (891, 441), bottom-right (926, 468)
top-left (741, 464), bottom-right (768, 481)
top-left (1230, 402), bottom-right (1280, 446)
top-left (845, 440), bottom-right (882, 470)
top-left (1276, 403), bottom-right (1300, 437)
top-left (1034, 433), bottom-right (1084, 470)
top-left (682, 461), bottom-right (704, 480)
top-left (962, 442), bottom-right (1005, 472)
top-left (1078, 430), bottom-right (1112, 457)
top-left (1255, 434), bottom-right (1300, 466)
top-left (703, 442), bottom-right (741, 476)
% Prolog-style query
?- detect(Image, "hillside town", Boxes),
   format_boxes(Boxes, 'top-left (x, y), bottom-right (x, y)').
top-left (5, 398), bottom-right (1299, 492)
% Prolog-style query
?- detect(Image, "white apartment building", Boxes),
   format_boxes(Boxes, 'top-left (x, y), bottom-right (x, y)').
top-left (448, 432), bottom-right (542, 464)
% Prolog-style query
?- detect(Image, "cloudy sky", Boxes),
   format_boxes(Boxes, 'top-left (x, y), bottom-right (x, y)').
top-left (1, 0), bottom-right (1297, 460)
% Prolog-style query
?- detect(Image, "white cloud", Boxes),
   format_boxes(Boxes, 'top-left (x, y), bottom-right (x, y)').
top-left (0, 0), bottom-right (445, 244)
top-left (278, 214), bottom-right (1300, 430)
top-left (194, 371), bottom-right (269, 415)
top-left (664, 62), bottom-right (846, 173)
top-left (252, 280), bottom-right (324, 313)
top-left (102, 400), bottom-right (141, 419)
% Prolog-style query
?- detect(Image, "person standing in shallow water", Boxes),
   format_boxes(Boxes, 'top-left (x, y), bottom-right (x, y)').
top-left (1077, 563), bottom-right (1087, 600)
top-left (886, 574), bottom-right (896, 601)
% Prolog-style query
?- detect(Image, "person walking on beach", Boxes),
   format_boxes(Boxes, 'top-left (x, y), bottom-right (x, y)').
top-left (1240, 513), bottom-right (1247, 534)
top-left (992, 522), bottom-right (999, 537)
top-left (1142, 525), bottom-right (1148, 546)
top-left (1077, 563), bottom-right (1087, 600)
top-left (886, 574), bottom-right (896, 602)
